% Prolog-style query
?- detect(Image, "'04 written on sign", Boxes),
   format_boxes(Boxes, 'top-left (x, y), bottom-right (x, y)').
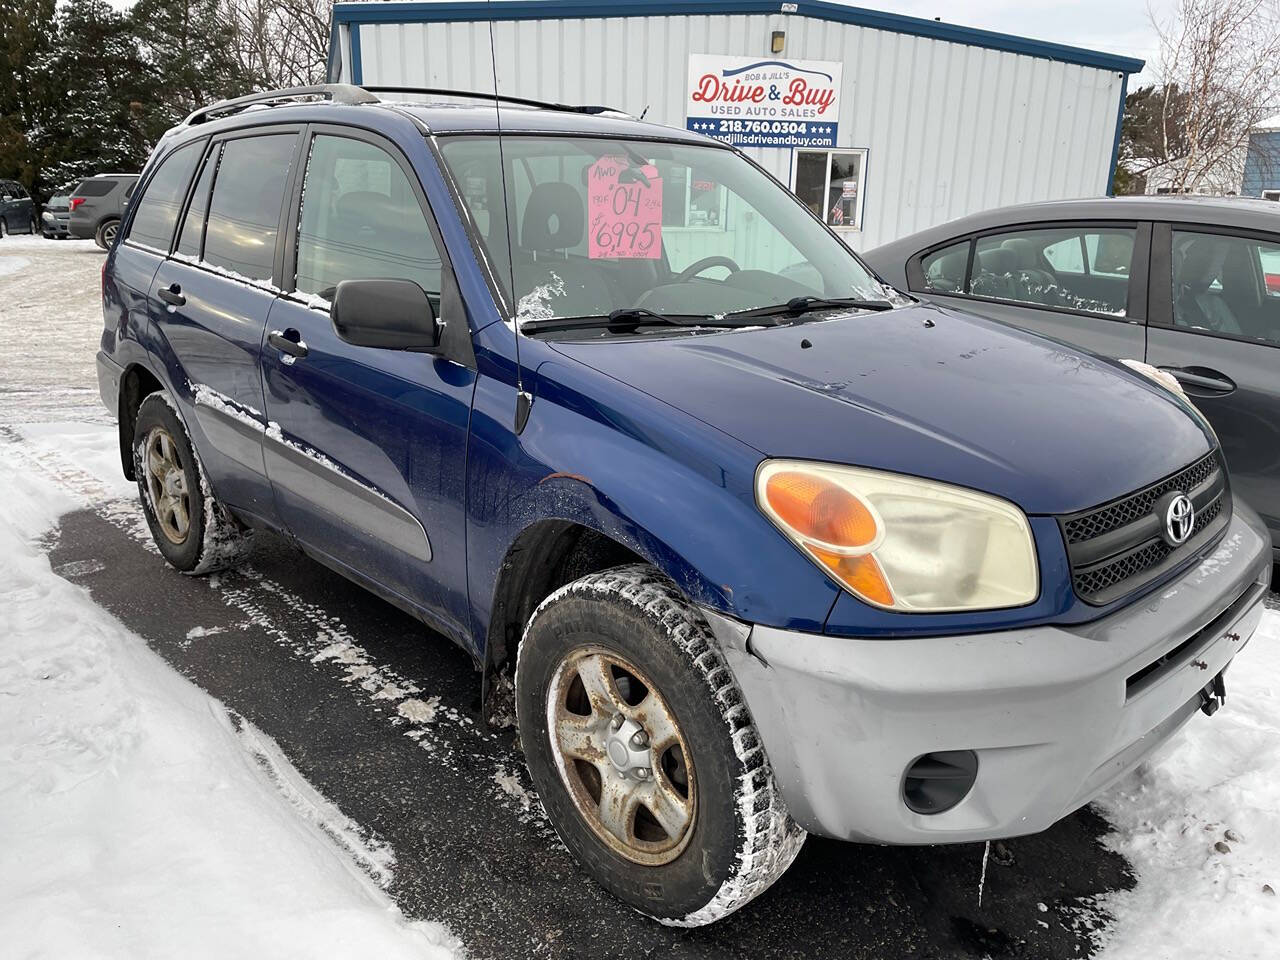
top-left (588, 156), bottom-right (663, 260)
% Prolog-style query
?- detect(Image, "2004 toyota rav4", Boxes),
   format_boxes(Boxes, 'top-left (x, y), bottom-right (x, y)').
top-left (97, 85), bottom-right (1273, 925)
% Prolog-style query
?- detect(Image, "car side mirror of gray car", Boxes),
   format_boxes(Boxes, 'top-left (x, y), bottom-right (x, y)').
top-left (1, 195), bottom-right (11, 203)
top-left (331, 278), bottom-right (440, 352)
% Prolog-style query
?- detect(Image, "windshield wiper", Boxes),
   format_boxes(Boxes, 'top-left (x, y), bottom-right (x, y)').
top-left (521, 307), bottom-right (752, 335)
top-left (727, 296), bottom-right (896, 320)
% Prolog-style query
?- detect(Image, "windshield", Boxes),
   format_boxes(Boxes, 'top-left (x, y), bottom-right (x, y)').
top-left (437, 135), bottom-right (900, 329)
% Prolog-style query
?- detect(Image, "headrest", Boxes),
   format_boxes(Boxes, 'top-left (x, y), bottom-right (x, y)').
top-left (1000, 237), bottom-right (1040, 270)
top-left (978, 248), bottom-right (1015, 275)
top-left (522, 182), bottom-right (584, 251)
top-left (1178, 238), bottom-right (1227, 294)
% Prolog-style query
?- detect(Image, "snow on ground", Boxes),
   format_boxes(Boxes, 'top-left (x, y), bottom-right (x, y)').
top-left (0, 245), bottom-right (462, 958)
top-left (1095, 598), bottom-right (1280, 959)
top-left (0, 423), bottom-right (462, 959)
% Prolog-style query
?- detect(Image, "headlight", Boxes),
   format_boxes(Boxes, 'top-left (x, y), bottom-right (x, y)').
top-left (756, 460), bottom-right (1038, 612)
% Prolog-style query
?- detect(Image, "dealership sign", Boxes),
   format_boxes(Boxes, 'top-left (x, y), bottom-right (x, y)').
top-left (685, 55), bottom-right (842, 148)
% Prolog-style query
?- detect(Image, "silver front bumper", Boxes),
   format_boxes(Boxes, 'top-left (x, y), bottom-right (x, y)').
top-left (706, 504), bottom-right (1273, 844)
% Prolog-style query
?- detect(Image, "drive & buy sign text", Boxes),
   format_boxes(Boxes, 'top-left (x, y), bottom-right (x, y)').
top-left (685, 55), bottom-right (842, 148)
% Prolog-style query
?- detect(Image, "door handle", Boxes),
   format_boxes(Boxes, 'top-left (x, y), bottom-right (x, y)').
top-left (157, 283), bottom-right (185, 307)
top-left (1158, 366), bottom-right (1236, 394)
top-left (268, 328), bottom-right (308, 359)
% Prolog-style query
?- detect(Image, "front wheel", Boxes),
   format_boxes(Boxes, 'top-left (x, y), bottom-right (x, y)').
top-left (133, 392), bottom-right (251, 574)
top-left (516, 564), bottom-right (804, 926)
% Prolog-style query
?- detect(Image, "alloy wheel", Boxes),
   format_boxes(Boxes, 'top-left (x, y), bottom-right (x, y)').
top-left (143, 426), bottom-right (191, 544)
top-left (546, 646), bottom-right (696, 865)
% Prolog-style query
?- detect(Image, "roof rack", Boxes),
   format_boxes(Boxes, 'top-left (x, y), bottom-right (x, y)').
top-left (183, 84), bottom-right (379, 126)
top-left (364, 86), bottom-right (631, 118)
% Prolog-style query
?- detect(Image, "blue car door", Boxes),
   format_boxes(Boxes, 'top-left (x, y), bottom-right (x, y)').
top-left (260, 126), bottom-right (477, 640)
top-left (153, 128), bottom-right (304, 522)
top-left (109, 141), bottom-right (208, 394)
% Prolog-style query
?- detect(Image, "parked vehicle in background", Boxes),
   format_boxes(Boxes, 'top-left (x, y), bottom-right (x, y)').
top-left (0, 179), bottom-right (37, 237)
top-left (863, 196), bottom-right (1280, 564)
top-left (41, 194), bottom-right (73, 238)
top-left (69, 173), bottom-right (139, 249)
top-left (97, 86), bottom-right (1272, 926)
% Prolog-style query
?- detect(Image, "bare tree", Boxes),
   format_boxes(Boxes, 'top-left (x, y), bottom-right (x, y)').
top-left (220, 0), bottom-right (331, 90)
top-left (1145, 0), bottom-right (1280, 193)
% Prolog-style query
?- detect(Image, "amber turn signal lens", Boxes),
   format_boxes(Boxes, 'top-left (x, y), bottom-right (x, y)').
top-left (764, 470), bottom-right (879, 549)
top-left (812, 549), bottom-right (895, 607)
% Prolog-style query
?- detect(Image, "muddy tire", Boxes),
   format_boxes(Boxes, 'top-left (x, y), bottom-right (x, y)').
top-left (516, 564), bottom-right (804, 926)
top-left (133, 391), bottom-right (251, 574)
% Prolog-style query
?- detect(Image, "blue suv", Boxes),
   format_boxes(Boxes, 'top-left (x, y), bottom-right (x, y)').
top-left (97, 85), bottom-right (1272, 925)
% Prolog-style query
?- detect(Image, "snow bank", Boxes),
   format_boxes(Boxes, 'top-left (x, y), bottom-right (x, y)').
top-left (1096, 601), bottom-right (1280, 959)
top-left (0, 431), bottom-right (461, 959)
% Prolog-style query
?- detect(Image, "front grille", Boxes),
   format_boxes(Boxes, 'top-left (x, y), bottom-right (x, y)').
top-left (1063, 453), bottom-right (1220, 544)
top-left (1059, 451), bottom-right (1230, 606)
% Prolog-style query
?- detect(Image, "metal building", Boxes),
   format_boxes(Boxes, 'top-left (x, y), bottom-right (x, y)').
top-left (327, 0), bottom-right (1144, 250)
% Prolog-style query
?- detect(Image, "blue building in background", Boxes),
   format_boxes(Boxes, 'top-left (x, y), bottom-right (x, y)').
top-left (1242, 115), bottom-right (1280, 200)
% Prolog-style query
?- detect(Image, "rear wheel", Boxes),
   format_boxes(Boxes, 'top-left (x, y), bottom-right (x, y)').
top-left (133, 392), bottom-right (251, 574)
top-left (95, 218), bottom-right (119, 249)
top-left (516, 564), bottom-right (804, 926)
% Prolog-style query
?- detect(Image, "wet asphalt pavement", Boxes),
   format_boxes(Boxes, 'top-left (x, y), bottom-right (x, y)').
top-left (45, 504), bottom-right (1133, 960)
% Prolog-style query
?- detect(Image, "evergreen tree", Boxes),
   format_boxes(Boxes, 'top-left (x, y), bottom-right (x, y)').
top-left (41, 0), bottom-right (153, 194)
top-left (0, 0), bottom-right (59, 194)
top-left (129, 0), bottom-right (254, 142)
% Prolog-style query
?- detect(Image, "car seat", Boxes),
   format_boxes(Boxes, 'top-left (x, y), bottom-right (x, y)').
top-left (1174, 238), bottom-right (1243, 335)
top-left (513, 182), bottom-right (615, 319)
top-left (1000, 237), bottom-right (1058, 302)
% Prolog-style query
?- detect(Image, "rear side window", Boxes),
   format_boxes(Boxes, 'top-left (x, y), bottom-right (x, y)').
top-left (203, 134), bottom-right (297, 282)
top-left (75, 179), bottom-right (118, 197)
top-left (969, 227), bottom-right (1135, 317)
top-left (294, 134), bottom-right (442, 302)
top-left (920, 241), bottom-right (970, 293)
top-left (126, 142), bottom-right (203, 251)
top-left (1172, 230), bottom-right (1280, 345)
top-left (177, 144), bottom-right (220, 259)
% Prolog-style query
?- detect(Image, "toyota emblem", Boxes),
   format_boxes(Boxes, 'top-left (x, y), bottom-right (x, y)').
top-left (1164, 493), bottom-right (1195, 546)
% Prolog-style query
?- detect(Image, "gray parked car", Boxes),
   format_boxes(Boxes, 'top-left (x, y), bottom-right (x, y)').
top-left (864, 196), bottom-right (1280, 563)
top-left (0, 178), bottom-right (37, 237)
top-left (41, 194), bottom-right (72, 238)
top-left (69, 173), bottom-right (139, 248)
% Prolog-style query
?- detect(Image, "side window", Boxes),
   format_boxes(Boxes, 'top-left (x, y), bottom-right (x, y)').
top-left (295, 135), bottom-right (442, 303)
top-left (176, 143), bottom-right (220, 259)
top-left (203, 134), bottom-right (297, 282)
top-left (125, 141), bottom-right (203, 251)
top-left (919, 240), bottom-right (970, 293)
top-left (971, 227), bottom-right (1134, 317)
top-left (1172, 230), bottom-right (1280, 344)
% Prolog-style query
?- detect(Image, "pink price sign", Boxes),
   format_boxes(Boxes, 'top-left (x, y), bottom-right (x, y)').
top-left (588, 156), bottom-right (662, 259)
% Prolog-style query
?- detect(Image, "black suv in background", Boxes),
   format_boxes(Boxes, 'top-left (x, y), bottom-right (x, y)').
top-left (0, 179), bottom-right (36, 237)
top-left (70, 173), bottom-right (139, 248)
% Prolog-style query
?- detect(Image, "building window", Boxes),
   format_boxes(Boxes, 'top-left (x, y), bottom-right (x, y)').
top-left (793, 149), bottom-right (867, 230)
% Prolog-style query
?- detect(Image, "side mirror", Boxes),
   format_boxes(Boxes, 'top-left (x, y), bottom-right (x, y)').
top-left (331, 278), bottom-right (439, 352)
top-left (1, 196), bottom-right (11, 203)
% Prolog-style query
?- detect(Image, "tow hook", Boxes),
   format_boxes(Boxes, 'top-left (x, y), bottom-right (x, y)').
top-left (1199, 671), bottom-right (1227, 717)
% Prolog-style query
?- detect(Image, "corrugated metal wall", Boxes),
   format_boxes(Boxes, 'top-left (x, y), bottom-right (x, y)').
top-left (344, 12), bottom-right (1125, 251)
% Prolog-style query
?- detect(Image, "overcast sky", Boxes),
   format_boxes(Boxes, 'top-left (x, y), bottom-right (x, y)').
top-left (855, 0), bottom-right (1168, 83)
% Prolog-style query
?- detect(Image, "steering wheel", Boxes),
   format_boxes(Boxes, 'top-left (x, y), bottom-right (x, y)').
top-left (674, 255), bottom-right (741, 284)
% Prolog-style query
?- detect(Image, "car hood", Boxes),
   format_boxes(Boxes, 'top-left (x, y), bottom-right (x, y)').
top-left (548, 303), bottom-right (1215, 515)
